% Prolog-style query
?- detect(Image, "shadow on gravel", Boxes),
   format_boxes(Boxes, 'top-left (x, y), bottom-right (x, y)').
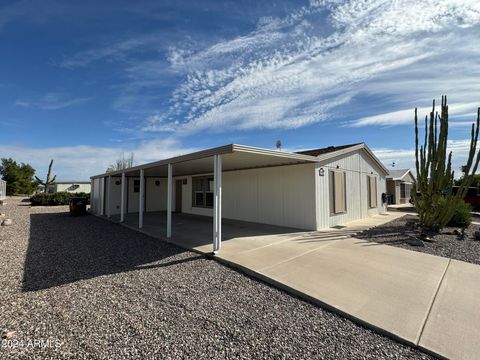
top-left (23, 211), bottom-right (197, 292)
top-left (352, 224), bottom-right (413, 247)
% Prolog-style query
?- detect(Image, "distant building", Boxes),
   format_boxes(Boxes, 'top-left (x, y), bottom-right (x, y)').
top-left (386, 169), bottom-right (415, 204)
top-left (46, 181), bottom-right (91, 194)
top-left (0, 179), bottom-right (6, 200)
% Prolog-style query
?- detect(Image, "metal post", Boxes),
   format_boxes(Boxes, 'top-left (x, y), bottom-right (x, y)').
top-left (167, 163), bottom-right (173, 238)
top-left (139, 169), bottom-right (144, 228)
top-left (213, 155), bottom-right (222, 253)
top-left (120, 173), bottom-right (125, 222)
top-left (106, 175), bottom-right (112, 218)
top-left (90, 179), bottom-right (95, 214)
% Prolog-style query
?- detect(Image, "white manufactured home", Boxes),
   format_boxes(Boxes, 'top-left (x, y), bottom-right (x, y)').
top-left (90, 143), bottom-right (388, 252)
top-left (386, 169), bottom-right (415, 204)
top-left (47, 181), bottom-right (92, 194)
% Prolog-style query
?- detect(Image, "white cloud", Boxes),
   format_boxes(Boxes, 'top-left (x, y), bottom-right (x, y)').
top-left (15, 92), bottom-right (91, 110)
top-left (373, 139), bottom-right (478, 177)
top-left (351, 102), bottom-right (480, 127)
top-left (139, 0), bottom-right (480, 135)
top-left (0, 138), bottom-right (197, 180)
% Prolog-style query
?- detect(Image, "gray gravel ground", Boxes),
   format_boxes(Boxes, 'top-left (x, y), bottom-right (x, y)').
top-left (355, 214), bottom-right (480, 265)
top-left (0, 197), bottom-right (433, 359)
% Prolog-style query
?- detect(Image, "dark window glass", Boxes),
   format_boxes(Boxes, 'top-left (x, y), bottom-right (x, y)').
top-left (205, 192), bottom-right (214, 207)
top-left (133, 179), bottom-right (140, 193)
top-left (192, 176), bottom-right (215, 208)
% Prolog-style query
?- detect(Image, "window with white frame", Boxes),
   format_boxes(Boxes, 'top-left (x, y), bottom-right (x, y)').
top-left (192, 176), bottom-right (214, 208)
top-left (400, 183), bottom-right (412, 199)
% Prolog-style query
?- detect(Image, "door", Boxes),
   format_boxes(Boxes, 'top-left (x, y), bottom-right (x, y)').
top-left (175, 180), bottom-right (183, 212)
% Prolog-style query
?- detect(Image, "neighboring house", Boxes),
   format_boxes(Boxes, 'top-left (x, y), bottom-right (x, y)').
top-left (90, 143), bottom-right (388, 251)
top-left (0, 179), bottom-right (6, 200)
top-left (386, 169), bottom-right (415, 204)
top-left (47, 181), bottom-right (91, 194)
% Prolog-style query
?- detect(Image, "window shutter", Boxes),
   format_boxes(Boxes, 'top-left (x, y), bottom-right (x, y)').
top-left (334, 171), bottom-right (346, 213)
top-left (369, 176), bottom-right (377, 208)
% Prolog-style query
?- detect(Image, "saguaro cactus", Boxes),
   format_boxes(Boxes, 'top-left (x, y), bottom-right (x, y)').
top-left (35, 160), bottom-right (57, 193)
top-left (413, 96), bottom-right (480, 230)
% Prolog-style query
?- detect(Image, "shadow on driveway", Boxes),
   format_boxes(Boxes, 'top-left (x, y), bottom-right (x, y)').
top-left (23, 211), bottom-right (199, 292)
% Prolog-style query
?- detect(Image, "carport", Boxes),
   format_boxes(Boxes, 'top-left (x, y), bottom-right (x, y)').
top-left (90, 145), bottom-right (319, 253)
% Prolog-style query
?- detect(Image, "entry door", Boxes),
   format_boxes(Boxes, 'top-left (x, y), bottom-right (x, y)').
top-left (175, 180), bottom-right (183, 213)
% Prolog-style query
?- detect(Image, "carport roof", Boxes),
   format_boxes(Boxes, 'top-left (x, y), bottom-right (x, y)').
top-left (91, 144), bottom-right (320, 179)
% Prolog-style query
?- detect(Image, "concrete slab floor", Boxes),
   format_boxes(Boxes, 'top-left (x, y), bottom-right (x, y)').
top-left (419, 259), bottom-right (480, 360)
top-left (100, 210), bottom-right (480, 360)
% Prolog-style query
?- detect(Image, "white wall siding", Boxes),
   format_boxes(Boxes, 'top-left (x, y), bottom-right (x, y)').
top-left (127, 177), bottom-right (140, 213)
top-left (55, 183), bottom-right (92, 193)
top-left (91, 177), bottom-right (104, 215)
top-left (180, 164), bottom-right (316, 230)
top-left (146, 178), bottom-right (167, 212)
top-left (315, 150), bottom-right (387, 229)
top-left (106, 177), bottom-right (122, 215)
top-left (0, 180), bottom-right (6, 200)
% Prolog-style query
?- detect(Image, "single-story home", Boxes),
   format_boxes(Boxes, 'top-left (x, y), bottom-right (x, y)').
top-left (90, 143), bottom-right (388, 252)
top-left (46, 181), bottom-right (91, 194)
top-left (386, 169), bottom-right (415, 204)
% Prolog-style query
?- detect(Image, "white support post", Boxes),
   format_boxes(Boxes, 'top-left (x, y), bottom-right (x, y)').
top-left (90, 179), bottom-right (95, 214)
top-left (120, 172), bottom-right (125, 222)
top-left (213, 155), bottom-right (222, 253)
top-left (139, 169), bottom-right (145, 229)
top-left (167, 163), bottom-right (173, 238)
top-left (106, 175), bottom-right (112, 218)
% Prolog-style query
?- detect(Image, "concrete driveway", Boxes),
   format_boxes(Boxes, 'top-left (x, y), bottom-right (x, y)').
top-left (113, 212), bottom-right (480, 360)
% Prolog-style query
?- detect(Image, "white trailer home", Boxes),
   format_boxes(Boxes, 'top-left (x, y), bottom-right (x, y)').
top-left (90, 143), bottom-right (388, 252)
top-left (46, 181), bottom-right (92, 194)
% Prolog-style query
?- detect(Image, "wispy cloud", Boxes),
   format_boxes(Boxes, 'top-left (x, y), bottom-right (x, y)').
top-left (350, 102), bottom-right (480, 127)
top-left (99, 0), bottom-right (479, 136)
top-left (14, 93), bottom-right (91, 110)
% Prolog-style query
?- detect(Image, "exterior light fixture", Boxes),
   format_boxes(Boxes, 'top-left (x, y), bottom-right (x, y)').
top-left (319, 168), bottom-right (325, 176)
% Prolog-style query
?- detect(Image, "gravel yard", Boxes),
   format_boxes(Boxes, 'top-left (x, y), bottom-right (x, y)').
top-left (0, 197), bottom-right (432, 359)
top-left (355, 214), bottom-right (480, 265)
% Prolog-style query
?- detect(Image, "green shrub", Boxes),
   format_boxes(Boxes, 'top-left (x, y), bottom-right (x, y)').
top-left (30, 192), bottom-right (90, 206)
top-left (446, 198), bottom-right (472, 228)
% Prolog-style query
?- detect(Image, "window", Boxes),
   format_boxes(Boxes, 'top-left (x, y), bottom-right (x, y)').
top-left (400, 183), bottom-right (412, 199)
top-left (133, 179), bottom-right (140, 193)
top-left (192, 176), bottom-right (214, 208)
top-left (368, 175), bottom-right (377, 208)
top-left (330, 170), bottom-right (346, 214)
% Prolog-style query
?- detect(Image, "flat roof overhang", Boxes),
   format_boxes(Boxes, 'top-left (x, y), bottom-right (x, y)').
top-left (91, 144), bottom-right (319, 179)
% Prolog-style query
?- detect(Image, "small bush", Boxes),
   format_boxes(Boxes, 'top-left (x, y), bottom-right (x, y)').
top-left (447, 199), bottom-right (472, 228)
top-left (30, 192), bottom-right (90, 206)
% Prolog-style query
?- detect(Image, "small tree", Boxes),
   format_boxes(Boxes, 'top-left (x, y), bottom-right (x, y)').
top-left (413, 96), bottom-right (480, 230)
top-left (106, 152), bottom-right (134, 172)
top-left (0, 158), bottom-right (37, 195)
top-left (35, 160), bottom-right (57, 193)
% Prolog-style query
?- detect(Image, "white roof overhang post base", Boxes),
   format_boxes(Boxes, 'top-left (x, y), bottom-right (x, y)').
top-left (139, 169), bottom-right (145, 229)
top-left (120, 172), bottom-right (125, 223)
top-left (213, 154), bottom-right (222, 253)
top-left (106, 175), bottom-right (112, 218)
top-left (167, 163), bottom-right (173, 238)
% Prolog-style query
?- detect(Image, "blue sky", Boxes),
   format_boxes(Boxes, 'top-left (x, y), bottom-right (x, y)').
top-left (1, 0), bottom-right (479, 180)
